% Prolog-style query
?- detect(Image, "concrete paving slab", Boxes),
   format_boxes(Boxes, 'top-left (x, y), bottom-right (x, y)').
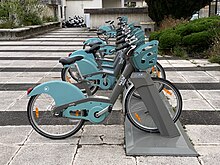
top-left (171, 63), bottom-right (198, 67)
top-left (196, 146), bottom-right (220, 165)
top-left (7, 99), bottom-right (28, 111)
top-left (199, 63), bottom-right (220, 67)
top-left (178, 71), bottom-right (219, 83)
top-left (0, 99), bottom-right (16, 111)
top-left (18, 72), bottom-right (47, 77)
top-left (9, 144), bottom-right (77, 165)
top-left (159, 63), bottom-right (173, 68)
top-left (180, 90), bottom-right (204, 100)
top-left (46, 72), bottom-right (61, 78)
top-left (0, 145), bottom-right (19, 165)
top-left (165, 71), bottom-right (188, 83)
top-left (0, 52), bottom-right (33, 57)
top-left (206, 100), bottom-right (220, 110)
top-left (207, 71), bottom-right (220, 77)
top-left (34, 61), bottom-right (58, 68)
top-left (197, 90), bottom-right (220, 100)
top-left (168, 60), bottom-right (195, 64)
top-left (25, 129), bottom-right (82, 145)
top-left (167, 76), bottom-right (188, 83)
top-left (190, 59), bottom-right (211, 65)
top-left (0, 46), bottom-right (82, 51)
top-left (73, 145), bottom-right (136, 165)
top-left (0, 41), bottom-right (84, 46)
top-left (0, 91), bottom-right (25, 100)
top-left (0, 77), bottom-right (10, 83)
top-left (25, 38), bottom-right (88, 41)
top-left (112, 99), bottom-right (122, 111)
top-left (137, 156), bottom-right (200, 165)
top-left (178, 71), bottom-right (210, 77)
top-left (183, 76), bottom-right (218, 83)
top-left (0, 60), bottom-right (14, 67)
top-left (7, 77), bottom-right (42, 84)
top-left (0, 126), bottom-right (32, 144)
top-left (38, 77), bottom-right (60, 83)
top-left (0, 72), bottom-right (22, 78)
top-left (80, 125), bottom-right (124, 145)
top-left (183, 100), bottom-right (214, 110)
top-left (186, 125), bottom-right (220, 145)
top-left (26, 52), bottom-right (67, 57)
top-left (41, 35), bottom-right (97, 38)
top-left (165, 71), bottom-right (182, 77)
top-left (8, 63), bottom-right (36, 68)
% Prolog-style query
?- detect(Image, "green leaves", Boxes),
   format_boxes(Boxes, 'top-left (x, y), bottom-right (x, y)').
top-left (0, 0), bottom-right (45, 28)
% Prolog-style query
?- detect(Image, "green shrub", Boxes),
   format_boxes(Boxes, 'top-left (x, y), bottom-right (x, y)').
top-left (172, 46), bottom-right (188, 58)
top-left (159, 32), bottom-right (181, 49)
top-left (209, 55), bottom-right (220, 64)
top-left (43, 16), bottom-right (58, 23)
top-left (149, 31), bottom-right (161, 40)
top-left (0, 21), bottom-right (14, 29)
top-left (208, 35), bottom-right (220, 64)
top-left (150, 16), bottom-right (220, 56)
top-left (182, 31), bottom-right (212, 51)
top-left (21, 13), bottom-right (42, 26)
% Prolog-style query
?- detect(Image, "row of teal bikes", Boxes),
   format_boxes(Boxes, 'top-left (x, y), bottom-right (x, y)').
top-left (26, 16), bottom-right (182, 139)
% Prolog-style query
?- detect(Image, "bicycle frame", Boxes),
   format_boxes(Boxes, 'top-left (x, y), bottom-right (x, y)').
top-left (53, 62), bottom-right (135, 123)
top-left (28, 40), bottom-right (157, 124)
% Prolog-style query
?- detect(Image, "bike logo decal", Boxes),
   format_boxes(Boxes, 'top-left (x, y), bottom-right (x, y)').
top-left (119, 75), bottom-right (126, 86)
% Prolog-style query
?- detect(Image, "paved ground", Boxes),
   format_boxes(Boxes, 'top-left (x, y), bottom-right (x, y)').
top-left (0, 28), bottom-right (220, 165)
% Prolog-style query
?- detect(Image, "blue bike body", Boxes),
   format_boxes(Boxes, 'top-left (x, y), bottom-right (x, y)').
top-left (28, 81), bottom-right (111, 123)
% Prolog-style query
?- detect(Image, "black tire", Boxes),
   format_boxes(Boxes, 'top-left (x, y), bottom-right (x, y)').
top-left (61, 67), bottom-right (99, 95)
top-left (154, 62), bottom-right (166, 79)
top-left (124, 77), bottom-right (182, 133)
top-left (27, 94), bottom-right (85, 139)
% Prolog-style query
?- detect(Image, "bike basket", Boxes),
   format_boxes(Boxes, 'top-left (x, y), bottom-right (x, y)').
top-left (132, 40), bottom-right (159, 70)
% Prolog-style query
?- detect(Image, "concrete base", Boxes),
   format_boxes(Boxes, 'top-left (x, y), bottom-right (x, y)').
top-left (125, 118), bottom-right (198, 156)
top-left (0, 22), bottom-right (60, 41)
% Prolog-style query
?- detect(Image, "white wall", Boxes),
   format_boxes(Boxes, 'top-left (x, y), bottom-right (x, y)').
top-left (66, 0), bottom-right (102, 18)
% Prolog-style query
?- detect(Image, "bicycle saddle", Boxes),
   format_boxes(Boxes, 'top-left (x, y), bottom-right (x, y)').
top-left (88, 41), bottom-right (103, 47)
top-left (85, 44), bottom-right (100, 54)
top-left (59, 56), bottom-right (84, 65)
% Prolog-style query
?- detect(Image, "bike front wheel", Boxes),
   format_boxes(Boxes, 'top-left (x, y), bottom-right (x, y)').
top-left (124, 77), bottom-right (182, 133)
top-left (27, 94), bottom-right (85, 139)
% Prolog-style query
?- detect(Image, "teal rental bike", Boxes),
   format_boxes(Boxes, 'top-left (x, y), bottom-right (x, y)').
top-left (27, 38), bottom-right (182, 139)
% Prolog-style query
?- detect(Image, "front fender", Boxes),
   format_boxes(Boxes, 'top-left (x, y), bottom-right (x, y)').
top-left (28, 81), bottom-right (85, 106)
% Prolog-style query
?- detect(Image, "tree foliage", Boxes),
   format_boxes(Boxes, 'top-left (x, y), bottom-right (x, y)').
top-left (0, 0), bottom-right (46, 28)
top-left (145, 0), bottom-right (213, 24)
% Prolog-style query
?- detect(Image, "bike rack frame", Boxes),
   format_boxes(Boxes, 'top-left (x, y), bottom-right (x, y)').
top-left (125, 72), bottom-right (198, 156)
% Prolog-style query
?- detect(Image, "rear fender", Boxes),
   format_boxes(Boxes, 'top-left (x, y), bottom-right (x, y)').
top-left (28, 81), bottom-right (85, 106)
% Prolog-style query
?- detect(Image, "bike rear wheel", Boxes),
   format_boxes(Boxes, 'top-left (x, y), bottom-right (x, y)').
top-left (27, 94), bottom-right (84, 139)
top-left (151, 62), bottom-right (166, 79)
top-left (124, 77), bottom-right (182, 133)
top-left (61, 67), bottom-right (99, 95)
